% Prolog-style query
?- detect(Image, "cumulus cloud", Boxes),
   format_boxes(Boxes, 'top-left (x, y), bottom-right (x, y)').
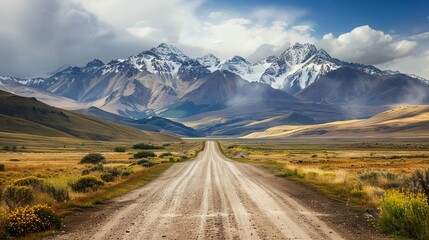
top-left (0, 0), bottom-right (426, 80)
top-left (178, 7), bottom-right (314, 59)
top-left (378, 48), bottom-right (429, 79)
top-left (0, 0), bottom-right (162, 77)
top-left (409, 32), bottom-right (429, 41)
top-left (318, 25), bottom-right (417, 65)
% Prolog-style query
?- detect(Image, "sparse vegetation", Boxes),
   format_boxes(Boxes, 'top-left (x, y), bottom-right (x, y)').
top-left (136, 159), bottom-right (155, 167)
top-left (378, 190), bottom-right (429, 239)
top-left (220, 141), bottom-right (429, 238)
top-left (80, 153), bottom-right (106, 164)
top-left (0, 140), bottom-right (201, 237)
top-left (70, 175), bottom-right (105, 193)
top-left (5, 205), bottom-right (61, 237)
top-left (3, 185), bottom-right (34, 208)
top-left (113, 146), bottom-right (126, 152)
top-left (159, 152), bottom-right (174, 158)
top-left (133, 143), bottom-right (164, 150)
top-left (134, 151), bottom-right (156, 159)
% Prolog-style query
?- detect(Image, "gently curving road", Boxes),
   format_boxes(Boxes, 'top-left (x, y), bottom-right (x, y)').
top-left (55, 141), bottom-right (345, 239)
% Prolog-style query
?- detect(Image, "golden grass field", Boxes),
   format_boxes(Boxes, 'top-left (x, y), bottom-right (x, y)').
top-left (0, 138), bottom-right (203, 238)
top-left (220, 140), bottom-right (429, 208)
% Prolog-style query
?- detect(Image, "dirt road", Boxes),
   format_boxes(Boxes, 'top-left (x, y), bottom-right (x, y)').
top-left (53, 141), bottom-right (371, 239)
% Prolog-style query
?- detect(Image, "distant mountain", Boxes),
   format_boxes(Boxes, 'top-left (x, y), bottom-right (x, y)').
top-left (75, 106), bottom-right (200, 137)
top-left (216, 43), bottom-right (383, 94)
top-left (244, 105), bottom-right (429, 139)
top-left (0, 90), bottom-right (180, 141)
top-left (2, 42), bottom-right (428, 137)
top-left (297, 67), bottom-right (429, 106)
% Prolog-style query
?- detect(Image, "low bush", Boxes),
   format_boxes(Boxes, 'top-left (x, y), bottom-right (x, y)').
top-left (5, 204), bottom-right (61, 237)
top-left (3, 185), bottom-right (34, 208)
top-left (100, 172), bottom-right (115, 182)
top-left (70, 175), bottom-right (104, 193)
top-left (137, 159), bottom-right (154, 167)
top-left (159, 152), bottom-right (174, 158)
top-left (132, 143), bottom-right (164, 150)
top-left (13, 176), bottom-right (48, 191)
top-left (0, 163), bottom-right (4, 171)
top-left (378, 190), bottom-right (429, 239)
top-left (90, 163), bottom-right (105, 172)
top-left (49, 188), bottom-right (69, 202)
top-left (134, 151), bottom-right (156, 159)
top-left (11, 176), bottom-right (70, 202)
top-left (408, 168), bottom-right (429, 203)
top-left (113, 146), bottom-right (126, 152)
top-left (80, 153), bottom-right (105, 164)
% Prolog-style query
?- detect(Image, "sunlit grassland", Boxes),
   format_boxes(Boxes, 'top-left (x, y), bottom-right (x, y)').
top-left (0, 139), bottom-right (203, 238)
top-left (220, 141), bottom-right (429, 206)
top-left (219, 140), bottom-right (429, 239)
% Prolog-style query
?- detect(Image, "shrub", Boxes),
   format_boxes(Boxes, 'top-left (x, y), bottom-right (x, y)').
top-left (0, 163), bottom-right (4, 171)
top-left (159, 152), bottom-right (174, 158)
top-left (11, 176), bottom-right (70, 202)
top-left (13, 176), bottom-right (48, 191)
top-left (90, 163), bottom-right (105, 172)
top-left (378, 190), bottom-right (429, 239)
top-left (409, 168), bottom-right (429, 203)
top-left (3, 185), bottom-right (34, 208)
top-left (48, 187), bottom-right (69, 202)
top-left (5, 204), bottom-right (60, 237)
top-left (80, 153), bottom-right (105, 164)
top-left (132, 143), bottom-right (163, 150)
top-left (100, 172), bottom-right (115, 182)
top-left (113, 146), bottom-right (126, 152)
top-left (70, 175), bottom-right (104, 193)
top-left (134, 151), bottom-right (156, 158)
top-left (137, 159), bottom-right (154, 167)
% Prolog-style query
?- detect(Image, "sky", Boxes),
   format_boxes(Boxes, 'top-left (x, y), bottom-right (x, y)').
top-left (0, 0), bottom-right (428, 79)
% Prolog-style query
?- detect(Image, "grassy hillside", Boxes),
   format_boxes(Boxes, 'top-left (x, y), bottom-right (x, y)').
top-left (0, 90), bottom-right (180, 142)
top-left (244, 105), bottom-right (429, 138)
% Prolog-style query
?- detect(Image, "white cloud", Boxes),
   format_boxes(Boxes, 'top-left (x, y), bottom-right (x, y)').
top-left (0, 0), bottom-right (426, 80)
top-left (378, 48), bottom-right (429, 79)
top-left (207, 11), bottom-right (223, 19)
top-left (409, 31), bottom-right (429, 40)
top-left (318, 25), bottom-right (417, 65)
top-left (127, 22), bottom-right (160, 38)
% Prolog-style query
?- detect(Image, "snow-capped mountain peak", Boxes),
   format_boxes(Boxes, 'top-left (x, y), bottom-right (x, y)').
top-left (86, 59), bottom-right (105, 68)
top-left (145, 43), bottom-right (188, 61)
top-left (281, 43), bottom-right (318, 65)
top-left (196, 54), bottom-right (220, 71)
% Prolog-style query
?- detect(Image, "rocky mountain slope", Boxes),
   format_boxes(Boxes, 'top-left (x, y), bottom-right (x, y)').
top-left (1, 42), bottom-right (428, 136)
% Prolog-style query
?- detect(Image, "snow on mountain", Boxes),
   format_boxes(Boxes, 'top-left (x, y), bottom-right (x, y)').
top-left (3, 42), bottom-right (429, 120)
top-left (215, 43), bottom-right (387, 94)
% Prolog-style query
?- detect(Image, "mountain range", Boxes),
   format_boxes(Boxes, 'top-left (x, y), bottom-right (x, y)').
top-left (1, 43), bottom-right (428, 136)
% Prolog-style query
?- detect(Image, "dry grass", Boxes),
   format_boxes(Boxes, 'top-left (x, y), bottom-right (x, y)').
top-left (0, 139), bottom-right (204, 238)
top-left (220, 141), bottom-right (429, 209)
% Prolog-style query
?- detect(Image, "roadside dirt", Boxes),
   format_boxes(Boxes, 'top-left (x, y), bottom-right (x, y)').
top-left (51, 141), bottom-right (388, 239)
